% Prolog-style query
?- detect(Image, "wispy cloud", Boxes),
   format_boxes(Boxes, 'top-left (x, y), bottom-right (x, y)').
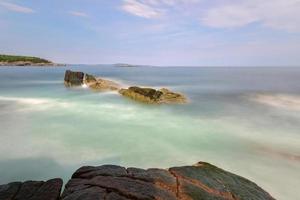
top-left (68, 11), bottom-right (89, 18)
top-left (121, 0), bottom-right (200, 19)
top-left (0, 1), bottom-right (34, 14)
top-left (120, 0), bottom-right (300, 32)
top-left (121, 0), bottom-right (163, 19)
top-left (201, 0), bottom-right (300, 32)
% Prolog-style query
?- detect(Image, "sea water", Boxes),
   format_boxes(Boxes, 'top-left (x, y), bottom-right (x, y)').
top-left (0, 66), bottom-right (299, 199)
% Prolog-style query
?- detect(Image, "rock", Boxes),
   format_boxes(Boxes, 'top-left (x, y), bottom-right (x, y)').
top-left (0, 178), bottom-right (63, 200)
top-left (64, 70), bottom-right (85, 87)
top-left (119, 86), bottom-right (187, 104)
top-left (0, 163), bottom-right (274, 200)
top-left (64, 70), bottom-right (98, 87)
top-left (89, 79), bottom-right (120, 91)
top-left (159, 88), bottom-right (187, 104)
top-left (84, 74), bottom-right (97, 85)
top-left (61, 162), bottom-right (275, 200)
top-left (64, 70), bottom-right (119, 91)
top-left (63, 71), bottom-right (187, 103)
top-left (119, 87), bottom-right (163, 103)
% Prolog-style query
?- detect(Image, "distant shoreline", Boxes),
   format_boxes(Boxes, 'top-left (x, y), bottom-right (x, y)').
top-left (0, 62), bottom-right (66, 66)
top-left (0, 54), bottom-right (65, 67)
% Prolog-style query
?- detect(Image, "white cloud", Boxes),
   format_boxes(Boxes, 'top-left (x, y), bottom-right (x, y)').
top-left (0, 1), bottom-right (34, 14)
top-left (121, 0), bottom-right (162, 18)
top-left (68, 11), bottom-right (89, 18)
top-left (120, 0), bottom-right (201, 19)
top-left (201, 0), bottom-right (300, 32)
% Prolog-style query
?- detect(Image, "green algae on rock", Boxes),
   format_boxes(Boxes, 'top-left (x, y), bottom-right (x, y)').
top-left (119, 86), bottom-right (187, 104)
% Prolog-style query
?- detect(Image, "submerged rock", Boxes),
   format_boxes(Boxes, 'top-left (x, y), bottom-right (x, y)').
top-left (119, 86), bottom-right (187, 104)
top-left (0, 162), bottom-right (274, 200)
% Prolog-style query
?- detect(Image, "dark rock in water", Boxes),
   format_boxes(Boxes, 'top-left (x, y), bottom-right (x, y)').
top-left (64, 70), bottom-right (85, 86)
top-left (119, 86), bottom-right (187, 104)
top-left (0, 178), bottom-right (62, 200)
top-left (64, 70), bottom-right (119, 91)
top-left (61, 162), bottom-right (275, 200)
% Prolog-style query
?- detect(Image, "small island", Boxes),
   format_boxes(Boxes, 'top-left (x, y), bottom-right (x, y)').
top-left (113, 63), bottom-right (139, 67)
top-left (0, 54), bottom-right (65, 66)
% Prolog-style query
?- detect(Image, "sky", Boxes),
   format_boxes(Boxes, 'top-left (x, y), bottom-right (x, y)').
top-left (0, 0), bottom-right (300, 66)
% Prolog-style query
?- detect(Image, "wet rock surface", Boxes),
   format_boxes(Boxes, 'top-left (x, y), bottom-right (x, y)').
top-left (0, 162), bottom-right (275, 200)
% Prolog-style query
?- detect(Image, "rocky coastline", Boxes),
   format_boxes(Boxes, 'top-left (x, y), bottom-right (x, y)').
top-left (0, 162), bottom-right (275, 200)
top-left (64, 70), bottom-right (187, 104)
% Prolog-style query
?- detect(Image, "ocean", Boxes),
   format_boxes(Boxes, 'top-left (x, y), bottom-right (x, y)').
top-left (0, 65), bottom-right (299, 199)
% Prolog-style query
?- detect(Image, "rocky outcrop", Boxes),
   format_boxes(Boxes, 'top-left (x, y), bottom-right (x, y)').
top-left (64, 70), bottom-right (187, 103)
top-left (64, 70), bottom-right (120, 90)
top-left (119, 87), bottom-right (163, 103)
top-left (119, 86), bottom-right (187, 104)
top-left (64, 70), bottom-right (85, 86)
top-left (0, 179), bottom-right (62, 200)
top-left (0, 162), bottom-right (275, 200)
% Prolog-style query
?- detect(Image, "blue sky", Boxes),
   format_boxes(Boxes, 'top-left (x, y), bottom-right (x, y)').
top-left (0, 0), bottom-right (300, 66)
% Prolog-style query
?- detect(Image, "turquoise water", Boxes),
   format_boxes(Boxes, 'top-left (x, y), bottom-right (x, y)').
top-left (0, 66), bottom-right (300, 199)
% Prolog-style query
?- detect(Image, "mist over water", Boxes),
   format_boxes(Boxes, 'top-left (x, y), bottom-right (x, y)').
top-left (0, 66), bottom-right (300, 199)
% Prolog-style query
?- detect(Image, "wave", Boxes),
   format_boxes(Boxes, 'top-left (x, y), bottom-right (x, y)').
top-left (251, 94), bottom-right (300, 111)
top-left (0, 96), bottom-right (50, 105)
top-left (0, 96), bottom-right (72, 109)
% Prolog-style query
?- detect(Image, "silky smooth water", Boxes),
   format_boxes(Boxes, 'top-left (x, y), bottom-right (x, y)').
top-left (0, 66), bottom-right (300, 199)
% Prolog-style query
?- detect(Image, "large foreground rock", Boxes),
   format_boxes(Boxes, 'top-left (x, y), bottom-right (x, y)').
top-left (119, 86), bottom-right (187, 104)
top-left (0, 179), bottom-right (62, 200)
top-left (61, 162), bottom-right (274, 200)
top-left (0, 162), bottom-right (274, 200)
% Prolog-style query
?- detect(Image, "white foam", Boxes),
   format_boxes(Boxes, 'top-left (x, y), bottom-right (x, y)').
top-left (81, 83), bottom-right (88, 88)
top-left (0, 96), bottom-right (50, 105)
top-left (251, 94), bottom-right (300, 111)
top-left (0, 96), bottom-right (72, 110)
